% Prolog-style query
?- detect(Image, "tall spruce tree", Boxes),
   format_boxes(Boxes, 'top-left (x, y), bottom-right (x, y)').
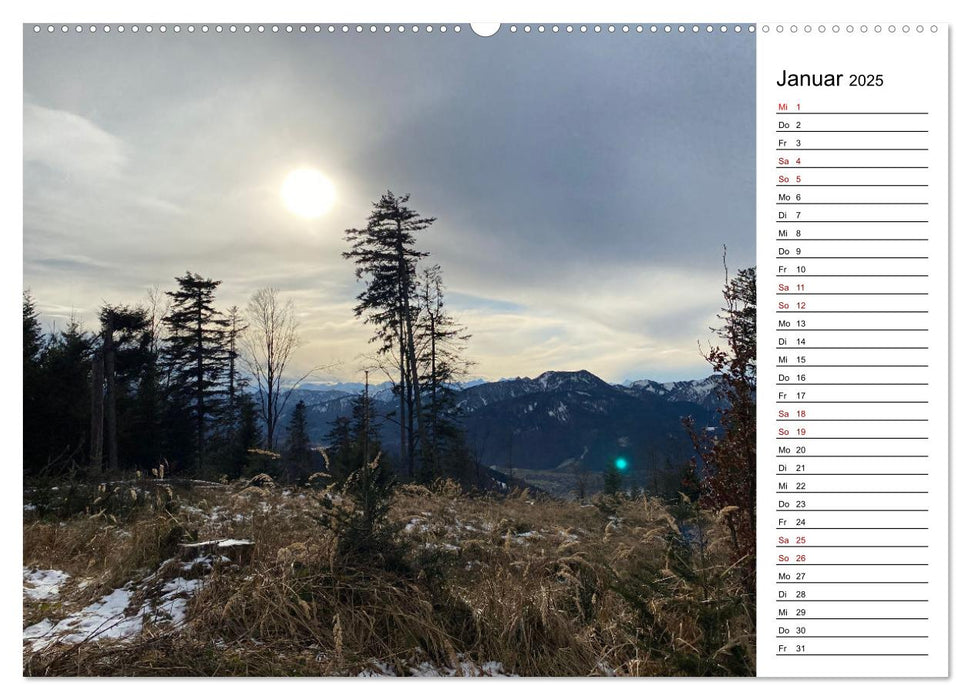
top-left (344, 192), bottom-right (432, 478)
top-left (23, 292), bottom-right (47, 474)
top-left (38, 317), bottom-right (95, 474)
top-left (91, 305), bottom-right (152, 474)
top-left (162, 272), bottom-right (228, 471)
top-left (23, 292), bottom-right (43, 368)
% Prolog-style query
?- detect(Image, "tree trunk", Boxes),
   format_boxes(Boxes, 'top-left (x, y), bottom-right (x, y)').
top-left (228, 320), bottom-right (236, 423)
top-left (398, 321), bottom-right (410, 477)
top-left (196, 301), bottom-right (205, 471)
top-left (398, 354), bottom-right (409, 478)
top-left (429, 313), bottom-right (438, 477)
top-left (89, 349), bottom-right (104, 475)
top-left (104, 317), bottom-right (118, 473)
top-left (266, 362), bottom-right (276, 450)
top-left (396, 226), bottom-right (430, 477)
top-left (404, 304), bottom-right (429, 476)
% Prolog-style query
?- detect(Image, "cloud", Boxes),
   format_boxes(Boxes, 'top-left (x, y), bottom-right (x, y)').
top-left (24, 102), bottom-right (127, 179)
top-left (23, 30), bottom-right (754, 384)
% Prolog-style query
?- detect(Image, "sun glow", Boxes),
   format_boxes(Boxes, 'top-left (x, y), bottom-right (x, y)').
top-left (280, 168), bottom-right (336, 218)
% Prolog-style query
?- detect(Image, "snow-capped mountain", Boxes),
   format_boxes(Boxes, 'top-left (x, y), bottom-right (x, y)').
top-left (283, 369), bottom-right (720, 474)
top-left (620, 375), bottom-right (723, 410)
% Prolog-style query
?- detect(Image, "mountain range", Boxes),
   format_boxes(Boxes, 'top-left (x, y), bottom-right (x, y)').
top-left (276, 370), bottom-right (721, 477)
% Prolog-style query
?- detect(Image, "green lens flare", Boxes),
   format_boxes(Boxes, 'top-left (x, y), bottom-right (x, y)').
top-left (615, 457), bottom-right (628, 470)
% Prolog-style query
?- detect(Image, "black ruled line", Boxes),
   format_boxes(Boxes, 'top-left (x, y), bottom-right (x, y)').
top-left (775, 365), bottom-right (928, 368)
top-left (774, 112), bottom-right (928, 115)
top-left (776, 202), bottom-right (928, 205)
top-left (776, 382), bottom-right (928, 385)
top-left (776, 166), bottom-right (928, 169)
top-left (773, 328), bottom-right (930, 334)
top-left (776, 310), bottom-right (928, 312)
top-left (775, 130), bottom-right (928, 133)
top-left (775, 221), bottom-right (929, 223)
top-left (776, 148), bottom-right (928, 151)
top-left (777, 275), bottom-right (928, 278)
top-left (775, 239), bottom-right (929, 242)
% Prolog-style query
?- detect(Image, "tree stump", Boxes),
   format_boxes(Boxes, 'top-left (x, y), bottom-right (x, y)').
top-left (180, 538), bottom-right (254, 566)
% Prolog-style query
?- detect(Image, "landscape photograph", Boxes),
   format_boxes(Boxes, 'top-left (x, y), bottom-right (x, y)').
top-left (23, 24), bottom-right (756, 676)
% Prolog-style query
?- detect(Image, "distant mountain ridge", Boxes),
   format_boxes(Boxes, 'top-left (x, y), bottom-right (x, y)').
top-left (620, 374), bottom-right (724, 410)
top-left (278, 369), bottom-right (721, 475)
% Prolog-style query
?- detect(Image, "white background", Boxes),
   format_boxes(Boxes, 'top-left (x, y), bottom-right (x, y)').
top-left (3, 0), bottom-right (967, 697)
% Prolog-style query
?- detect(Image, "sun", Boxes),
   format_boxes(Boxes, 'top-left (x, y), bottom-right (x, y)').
top-left (280, 168), bottom-right (336, 218)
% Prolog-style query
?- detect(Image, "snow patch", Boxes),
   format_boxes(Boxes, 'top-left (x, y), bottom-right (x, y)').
top-left (23, 568), bottom-right (71, 601)
top-left (24, 567), bottom-right (206, 651)
top-left (24, 587), bottom-right (140, 651)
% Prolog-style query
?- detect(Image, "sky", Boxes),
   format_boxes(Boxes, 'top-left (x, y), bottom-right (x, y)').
top-left (23, 26), bottom-right (754, 384)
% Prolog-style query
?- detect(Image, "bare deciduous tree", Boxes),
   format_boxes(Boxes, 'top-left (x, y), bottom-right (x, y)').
top-left (242, 288), bottom-right (314, 450)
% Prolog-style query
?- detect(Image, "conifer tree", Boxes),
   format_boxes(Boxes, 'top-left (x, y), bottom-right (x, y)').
top-left (223, 306), bottom-right (247, 427)
top-left (91, 305), bottom-right (152, 473)
top-left (318, 383), bottom-right (398, 566)
top-left (344, 191), bottom-right (431, 478)
top-left (324, 415), bottom-right (354, 483)
top-left (324, 382), bottom-right (389, 487)
top-left (603, 461), bottom-right (623, 497)
top-left (23, 292), bottom-right (47, 473)
top-left (162, 272), bottom-right (228, 471)
top-left (23, 292), bottom-right (43, 368)
top-left (39, 317), bottom-right (95, 474)
top-left (415, 264), bottom-right (473, 482)
top-left (226, 393), bottom-right (261, 480)
top-left (282, 399), bottom-right (313, 483)
top-left (685, 260), bottom-right (757, 596)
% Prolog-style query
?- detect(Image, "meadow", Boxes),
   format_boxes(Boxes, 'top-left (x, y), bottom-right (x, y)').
top-left (23, 474), bottom-right (754, 677)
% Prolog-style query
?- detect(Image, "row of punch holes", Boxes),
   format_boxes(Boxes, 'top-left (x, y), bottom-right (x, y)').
top-left (31, 24), bottom-right (758, 35)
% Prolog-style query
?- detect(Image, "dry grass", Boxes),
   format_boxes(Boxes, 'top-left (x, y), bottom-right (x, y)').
top-left (23, 477), bottom-right (754, 677)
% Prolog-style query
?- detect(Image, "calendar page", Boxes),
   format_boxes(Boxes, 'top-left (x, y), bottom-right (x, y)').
top-left (17, 10), bottom-right (951, 685)
top-left (756, 25), bottom-right (948, 678)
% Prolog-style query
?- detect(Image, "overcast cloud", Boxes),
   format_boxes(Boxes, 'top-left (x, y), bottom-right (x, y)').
top-left (24, 27), bottom-right (754, 384)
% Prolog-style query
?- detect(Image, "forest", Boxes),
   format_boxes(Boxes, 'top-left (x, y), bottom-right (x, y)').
top-left (24, 192), bottom-right (480, 488)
